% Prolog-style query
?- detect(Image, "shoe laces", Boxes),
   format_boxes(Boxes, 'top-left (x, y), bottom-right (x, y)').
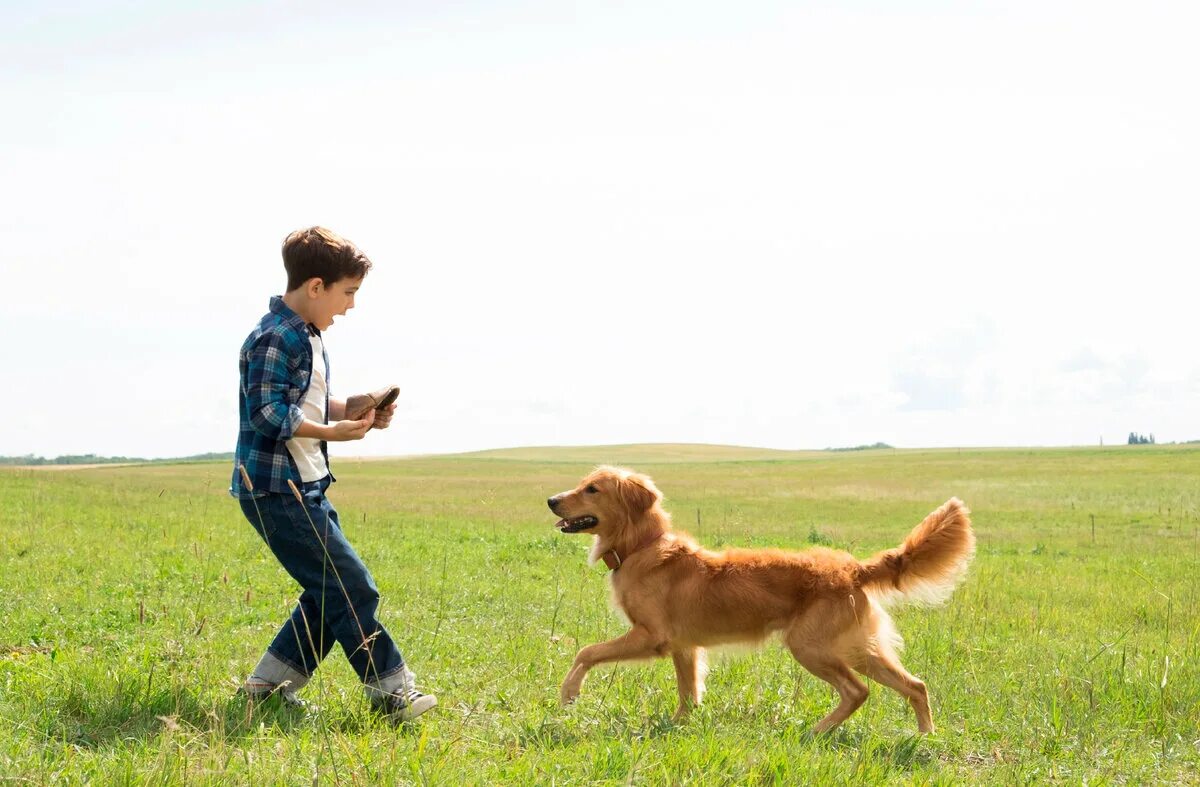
top-left (400, 687), bottom-right (427, 703)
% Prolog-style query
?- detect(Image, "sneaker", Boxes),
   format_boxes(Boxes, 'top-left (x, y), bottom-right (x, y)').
top-left (239, 680), bottom-right (309, 710)
top-left (372, 687), bottom-right (437, 722)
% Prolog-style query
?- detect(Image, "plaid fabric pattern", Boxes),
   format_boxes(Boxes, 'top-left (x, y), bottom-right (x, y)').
top-left (230, 296), bottom-right (332, 498)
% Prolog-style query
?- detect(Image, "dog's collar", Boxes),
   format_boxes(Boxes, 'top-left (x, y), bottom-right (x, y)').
top-left (601, 531), bottom-right (666, 571)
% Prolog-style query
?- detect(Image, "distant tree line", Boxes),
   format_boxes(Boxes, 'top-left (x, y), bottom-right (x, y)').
top-left (0, 452), bottom-right (234, 466)
top-left (1127, 432), bottom-right (1155, 445)
top-left (826, 442), bottom-right (893, 452)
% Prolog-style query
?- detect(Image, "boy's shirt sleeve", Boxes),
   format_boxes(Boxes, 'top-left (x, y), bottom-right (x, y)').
top-left (244, 330), bottom-right (305, 440)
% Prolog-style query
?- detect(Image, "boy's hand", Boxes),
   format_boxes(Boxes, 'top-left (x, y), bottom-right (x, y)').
top-left (329, 410), bottom-right (376, 441)
top-left (373, 402), bottom-right (397, 430)
top-left (344, 386), bottom-right (400, 422)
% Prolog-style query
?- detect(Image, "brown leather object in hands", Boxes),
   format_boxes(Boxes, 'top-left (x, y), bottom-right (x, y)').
top-left (344, 385), bottom-right (400, 421)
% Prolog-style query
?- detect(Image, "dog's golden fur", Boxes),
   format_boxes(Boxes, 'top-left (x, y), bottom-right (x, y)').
top-left (547, 466), bottom-right (974, 733)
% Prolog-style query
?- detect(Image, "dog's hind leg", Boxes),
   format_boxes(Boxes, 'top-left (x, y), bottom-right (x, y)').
top-left (859, 650), bottom-right (934, 733)
top-left (670, 647), bottom-right (708, 721)
top-left (560, 625), bottom-right (667, 705)
top-left (785, 605), bottom-right (870, 733)
top-left (791, 651), bottom-right (869, 734)
top-left (785, 629), bottom-right (868, 732)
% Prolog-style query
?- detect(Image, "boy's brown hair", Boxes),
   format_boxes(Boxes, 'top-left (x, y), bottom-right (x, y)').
top-left (282, 226), bottom-right (373, 291)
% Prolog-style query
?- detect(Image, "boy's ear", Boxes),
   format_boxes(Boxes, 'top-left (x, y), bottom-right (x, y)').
top-left (304, 277), bottom-right (325, 298)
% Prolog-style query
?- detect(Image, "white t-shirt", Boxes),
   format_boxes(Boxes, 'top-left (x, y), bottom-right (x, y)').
top-left (286, 334), bottom-right (330, 482)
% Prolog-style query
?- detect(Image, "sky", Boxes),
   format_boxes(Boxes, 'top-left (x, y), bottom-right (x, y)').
top-left (2, 1), bottom-right (1198, 459)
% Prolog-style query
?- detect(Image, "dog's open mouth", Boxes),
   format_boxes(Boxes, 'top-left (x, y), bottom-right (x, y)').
top-left (556, 515), bottom-right (598, 533)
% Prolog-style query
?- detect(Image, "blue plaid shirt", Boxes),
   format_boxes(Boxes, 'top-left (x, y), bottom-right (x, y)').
top-left (230, 296), bottom-right (333, 498)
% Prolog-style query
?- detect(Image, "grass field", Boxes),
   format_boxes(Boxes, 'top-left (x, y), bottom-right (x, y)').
top-left (1, 444), bottom-right (1198, 784)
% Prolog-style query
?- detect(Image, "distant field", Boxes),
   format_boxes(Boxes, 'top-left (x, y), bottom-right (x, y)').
top-left (453, 442), bottom-right (826, 463)
top-left (1, 445), bottom-right (1197, 784)
top-left (454, 441), bottom-right (1183, 464)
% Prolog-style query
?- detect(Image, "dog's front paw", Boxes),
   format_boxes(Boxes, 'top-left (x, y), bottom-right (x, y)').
top-left (559, 682), bottom-right (581, 706)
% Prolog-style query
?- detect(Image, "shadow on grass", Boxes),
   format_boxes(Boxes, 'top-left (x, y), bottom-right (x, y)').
top-left (820, 728), bottom-right (935, 770)
top-left (49, 686), bottom-right (302, 749)
top-left (515, 718), bottom-right (582, 750)
top-left (522, 703), bottom-right (933, 779)
top-left (515, 709), bottom-right (683, 752)
top-left (46, 683), bottom-right (416, 749)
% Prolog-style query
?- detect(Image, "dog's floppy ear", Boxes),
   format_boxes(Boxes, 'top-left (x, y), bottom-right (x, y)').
top-left (618, 471), bottom-right (661, 515)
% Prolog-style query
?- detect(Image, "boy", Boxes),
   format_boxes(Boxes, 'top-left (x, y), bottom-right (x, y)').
top-left (230, 226), bottom-right (436, 721)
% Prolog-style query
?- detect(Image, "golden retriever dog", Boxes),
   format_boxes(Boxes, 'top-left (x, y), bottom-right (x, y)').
top-left (547, 466), bottom-right (974, 733)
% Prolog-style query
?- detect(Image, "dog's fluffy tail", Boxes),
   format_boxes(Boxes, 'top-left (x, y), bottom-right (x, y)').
top-left (856, 498), bottom-right (975, 607)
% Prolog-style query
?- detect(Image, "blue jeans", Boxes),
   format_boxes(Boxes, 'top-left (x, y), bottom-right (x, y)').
top-left (238, 476), bottom-right (408, 689)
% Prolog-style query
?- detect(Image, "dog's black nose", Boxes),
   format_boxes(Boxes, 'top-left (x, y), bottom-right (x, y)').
top-left (547, 497), bottom-right (559, 511)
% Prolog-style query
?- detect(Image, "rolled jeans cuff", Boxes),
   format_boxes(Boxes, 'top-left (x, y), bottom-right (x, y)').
top-left (364, 665), bottom-right (416, 698)
top-left (249, 650), bottom-right (311, 692)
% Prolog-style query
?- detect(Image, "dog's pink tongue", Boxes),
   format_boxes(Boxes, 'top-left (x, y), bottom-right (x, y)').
top-left (555, 518), bottom-right (568, 529)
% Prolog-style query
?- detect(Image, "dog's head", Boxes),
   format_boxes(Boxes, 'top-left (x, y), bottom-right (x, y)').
top-left (547, 466), bottom-right (662, 535)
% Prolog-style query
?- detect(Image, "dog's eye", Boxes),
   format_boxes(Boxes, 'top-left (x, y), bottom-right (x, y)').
top-left (585, 484), bottom-right (598, 494)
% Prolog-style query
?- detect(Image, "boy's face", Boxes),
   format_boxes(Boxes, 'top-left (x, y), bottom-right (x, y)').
top-left (306, 276), bottom-right (363, 330)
